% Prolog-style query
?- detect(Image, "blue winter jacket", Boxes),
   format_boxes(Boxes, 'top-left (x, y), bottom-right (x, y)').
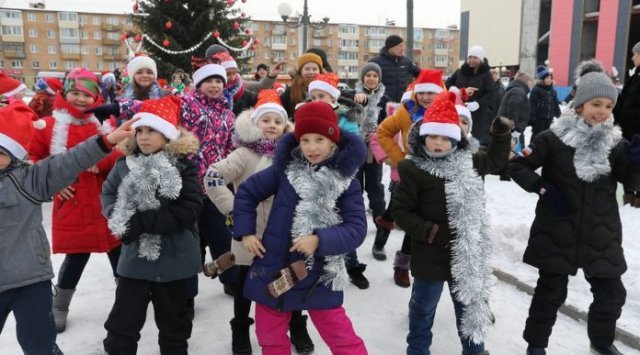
top-left (233, 130), bottom-right (367, 311)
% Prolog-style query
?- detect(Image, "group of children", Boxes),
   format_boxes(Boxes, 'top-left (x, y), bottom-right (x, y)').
top-left (0, 45), bottom-right (638, 355)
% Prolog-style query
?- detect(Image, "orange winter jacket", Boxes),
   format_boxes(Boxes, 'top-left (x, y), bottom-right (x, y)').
top-left (376, 103), bottom-right (414, 168)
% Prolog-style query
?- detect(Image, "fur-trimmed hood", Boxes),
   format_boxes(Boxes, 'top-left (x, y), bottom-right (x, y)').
top-left (233, 109), bottom-right (265, 144)
top-left (117, 127), bottom-right (200, 157)
top-left (273, 130), bottom-right (366, 178)
top-left (337, 97), bottom-right (365, 124)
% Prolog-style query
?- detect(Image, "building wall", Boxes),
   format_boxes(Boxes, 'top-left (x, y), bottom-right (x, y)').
top-left (548, 0), bottom-right (575, 86)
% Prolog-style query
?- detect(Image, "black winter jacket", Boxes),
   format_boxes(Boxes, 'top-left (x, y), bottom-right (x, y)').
top-left (498, 79), bottom-right (530, 133)
top-left (369, 47), bottom-right (420, 102)
top-left (529, 84), bottom-right (561, 123)
top-left (614, 67), bottom-right (640, 141)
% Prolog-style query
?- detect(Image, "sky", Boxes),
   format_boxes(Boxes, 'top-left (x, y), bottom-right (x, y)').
top-left (1, 0), bottom-right (461, 29)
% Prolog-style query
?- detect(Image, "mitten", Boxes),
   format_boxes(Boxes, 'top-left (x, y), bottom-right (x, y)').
top-left (490, 116), bottom-right (514, 136)
top-left (203, 251), bottom-right (236, 278)
top-left (84, 103), bottom-right (120, 122)
top-left (540, 181), bottom-right (570, 217)
top-left (625, 134), bottom-right (640, 166)
top-left (266, 260), bottom-right (308, 298)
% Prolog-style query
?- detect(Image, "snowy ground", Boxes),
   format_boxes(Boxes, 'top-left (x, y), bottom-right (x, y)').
top-left (1, 173), bottom-right (638, 354)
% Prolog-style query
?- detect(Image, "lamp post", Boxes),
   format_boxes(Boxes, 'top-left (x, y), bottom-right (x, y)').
top-left (278, 0), bottom-right (330, 52)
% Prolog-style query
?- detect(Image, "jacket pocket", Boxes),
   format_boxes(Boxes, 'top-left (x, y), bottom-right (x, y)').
top-left (0, 188), bottom-right (20, 228)
top-left (32, 228), bottom-right (51, 265)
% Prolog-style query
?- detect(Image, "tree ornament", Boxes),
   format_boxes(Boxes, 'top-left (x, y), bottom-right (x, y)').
top-left (253, 38), bottom-right (261, 45)
top-left (163, 39), bottom-right (170, 47)
top-left (227, 0), bottom-right (235, 6)
top-left (250, 45), bottom-right (256, 51)
top-left (242, 0), bottom-right (247, 3)
top-left (134, 34), bottom-right (142, 42)
top-left (120, 32), bottom-right (128, 40)
top-left (133, 3), bottom-right (139, 12)
top-left (241, 12), bottom-right (246, 17)
top-left (165, 20), bottom-right (173, 29)
top-left (241, 40), bottom-right (248, 47)
top-left (245, 28), bottom-right (252, 35)
top-left (213, 31), bottom-right (220, 38)
top-left (233, 21), bottom-right (240, 30)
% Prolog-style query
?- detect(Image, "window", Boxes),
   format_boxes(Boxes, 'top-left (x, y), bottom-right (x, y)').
top-left (81, 46), bottom-right (89, 54)
top-left (125, 18), bottom-right (133, 27)
top-left (95, 47), bottom-right (103, 55)
top-left (47, 29), bottom-right (55, 38)
top-left (1, 10), bottom-right (21, 19)
top-left (339, 39), bottom-right (358, 47)
top-left (83, 61), bottom-right (90, 69)
top-left (435, 42), bottom-right (448, 49)
top-left (271, 35), bottom-right (286, 45)
top-left (289, 38), bottom-right (296, 46)
top-left (110, 62), bottom-right (119, 71)
top-left (106, 32), bottom-right (119, 40)
top-left (338, 52), bottom-right (359, 60)
top-left (60, 28), bottom-right (79, 39)
top-left (58, 12), bottom-right (78, 22)
top-left (0, 60), bottom-right (3, 68)
top-left (11, 60), bottom-right (23, 68)
top-left (30, 44), bottom-right (39, 53)
top-left (252, 22), bottom-right (259, 31)
top-left (27, 13), bottom-right (37, 22)
top-left (45, 14), bottom-right (54, 22)
top-left (272, 50), bottom-right (285, 60)
top-left (93, 16), bottom-right (101, 25)
top-left (338, 25), bottom-right (357, 34)
top-left (327, 39), bottom-right (332, 47)
top-left (28, 29), bottom-right (37, 38)
top-left (32, 61), bottom-right (40, 69)
top-left (79, 15), bottom-right (88, 25)
top-left (312, 39), bottom-right (322, 47)
top-left (368, 39), bottom-right (384, 49)
top-left (49, 61), bottom-right (58, 69)
top-left (1, 26), bottom-right (23, 35)
top-left (48, 45), bottom-right (56, 54)
top-left (105, 17), bottom-right (119, 25)
top-left (96, 61), bottom-right (104, 70)
top-left (265, 23), bottom-right (270, 31)
top-left (290, 52), bottom-right (296, 59)
top-left (80, 31), bottom-right (88, 39)
top-left (94, 32), bottom-right (101, 40)
top-left (61, 44), bottom-right (80, 54)
top-left (65, 61), bottom-right (77, 70)
top-left (365, 27), bottom-right (387, 36)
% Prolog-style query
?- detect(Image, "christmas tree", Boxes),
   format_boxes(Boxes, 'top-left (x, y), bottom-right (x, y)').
top-left (131, 0), bottom-right (252, 78)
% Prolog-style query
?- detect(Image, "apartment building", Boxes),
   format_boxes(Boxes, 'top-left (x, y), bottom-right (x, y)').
top-left (0, 3), bottom-right (130, 87)
top-left (244, 20), bottom-right (460, 84)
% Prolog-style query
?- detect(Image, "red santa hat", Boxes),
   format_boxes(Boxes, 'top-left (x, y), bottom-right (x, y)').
top-left (0, 72), bottom-right (27, 98)
top-left (419, 91), bottom-right (461, 141)
top-left (132, 95), bottom-right (181, 140)
top-left (212, 51), bottom-right (238, 70)
top-left (127, 54), bottom-right (158, 80)
top-left (44, 77), bottom-right (63, 95)
top-left (308, 73), bottom-right (341, 100)
top-left (401, 81), bottom-right (416, 103)
top-left (413, 69), bottom-right (444, 94)
top-left (448, 86), bottom-right (479, 130)
top-left (0, 101), bottom-right (40, 159)
top-left (250, 89), bottom-right (288, 124)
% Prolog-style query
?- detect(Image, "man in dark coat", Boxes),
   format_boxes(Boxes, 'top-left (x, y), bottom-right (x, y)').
top-left (366, 35), bottom-right (420, 102)
top-left (446, 46), bottom-right (496, 147)
top-left (613, 41), bottom-right (640, 207)
top-left (498, 71), bottom-right (533, 146)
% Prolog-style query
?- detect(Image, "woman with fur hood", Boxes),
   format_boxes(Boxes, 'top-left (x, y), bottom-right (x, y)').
top-left (100, 95), bottom-right (203, 355)
top-left (232, 102), bottom-right (369, 354)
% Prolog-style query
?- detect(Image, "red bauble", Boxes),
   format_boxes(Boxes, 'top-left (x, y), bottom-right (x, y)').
top-left (241, 12), bottom-right (246, 17)
top-left (227, 0), bottom-right (235, 6)
top-left (165, 20), bottom-right (173, 29)
top-left (250, 45), bottom-right (256, 51)
top-left (163, 39), bottom-right (170, 47)
top-left (242, 0), bottom-right (247, 3)
top-left (253, 38), bottom-right (261, 45)
top-left (120, 33), bottom-right (128, 40)
top-left (134, 34), bottom-right (142, 42)
top-left (241, 40), bottom-right (248, 47)
top-left (245, 28), bottom-right (252, 35)
top-left (133, 3), bottom-right (139, 12)
top-left (233, 21), bottom-right (240, 30)
top-left (213, 31), bottom-right (220, 38)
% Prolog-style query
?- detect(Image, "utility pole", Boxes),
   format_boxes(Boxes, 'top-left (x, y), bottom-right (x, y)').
top-left (406, 0), bottom-right (414, 61)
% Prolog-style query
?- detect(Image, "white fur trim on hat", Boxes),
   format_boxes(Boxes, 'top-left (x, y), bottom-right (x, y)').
top-left (127, 56), bottom-right (158, 80)
top-left (419, 122), bottom-right (461, 141)
top-left (401, 90), bottom-right (413, 103)
top-left (308, 80), bottom-right (341, 99)
top-left (0, 132), bottom-right (27, 159)
top-left (193, 64), bottom-right (227, 87)
top-left (132, 113), bottom-right (180, 141)
top-left (467, 46), bottom-right (486, 61)
top-left (414, 83), bottom-right (443, 94)
top-left (220, 60), bottom-right (238, 70)
top-left (250, 103), bottom-right (288, 124)
top-left (102, 72), bottom-right (116, 83)
top-left (456, 105), bottom-right (471, 121)
top-left (2, 83), bottom-right (27, 98)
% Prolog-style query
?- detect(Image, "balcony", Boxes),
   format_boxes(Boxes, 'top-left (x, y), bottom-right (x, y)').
top-left (369, 46), bottom-right (381, 54)
top-left (272, 57), bottom-right (285, 63)
top-left (312, 30), bottom-right (329, 38)
top-left (3, 48), bottom-right (26, 58)
top-left (61, 52), bottom-right (81, 60)
top-left (103, 53), bottom-right (121, 61)
top-left (271, 42), bottom-right (287, 51)
top-left (337, 59), bottom-right (358, 66)
top-left (102, 23), bottom-right (120, 32)
top-left (435, 48), bottom-right (448, 56)
top-left (102, 38), bottom-right (121, 46)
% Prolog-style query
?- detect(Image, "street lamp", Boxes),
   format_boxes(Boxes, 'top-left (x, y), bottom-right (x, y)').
top-left (278, 0), bottom-right (330, 52)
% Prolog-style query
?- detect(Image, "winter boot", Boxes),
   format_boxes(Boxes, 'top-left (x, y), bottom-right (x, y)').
top-left (526, 346), bottom-right (546, 355)
top-left (372, 226), bottom-right (391, 261)
top-left (393, 251), bottom-right (411, 288)
top-left (289, 312), bottom-right (314, 354)
top-left (230, 317), bottom-right (254, 355)
top-left (590, 344), bottom-right (623, 355)
top-left (52, 285), bottom-right (75, 333)
top-left (347, 264), bottom-right (370, 289)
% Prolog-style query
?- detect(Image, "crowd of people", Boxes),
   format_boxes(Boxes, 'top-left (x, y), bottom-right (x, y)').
top-left (0, 35), bottom-right (639, 355)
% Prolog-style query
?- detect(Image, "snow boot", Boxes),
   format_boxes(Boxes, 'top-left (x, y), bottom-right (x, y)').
top-left (52, 285), bottom-right (75, 333)
top-left (289, 312), bottom-right (314, 354)
top-left (347, 264), bottom-right (370, 289)
top-left (590, 344), bottom-right (623, 355)
top-left (393, 251), bottom-right (411, 288)
top-left (372, 226), bottom-right (391, 261)
top-left (230, 317), bottom-right (254, 355)
top-left (526, 346), bottom-right (546, 355)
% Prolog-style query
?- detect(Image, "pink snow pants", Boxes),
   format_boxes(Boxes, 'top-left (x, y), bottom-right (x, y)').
top-left (255, 303), bottom-right (368, 355)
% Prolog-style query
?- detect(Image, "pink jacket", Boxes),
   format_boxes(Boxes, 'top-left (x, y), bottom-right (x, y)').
top-left (369, 132), bottom-right (402, 182)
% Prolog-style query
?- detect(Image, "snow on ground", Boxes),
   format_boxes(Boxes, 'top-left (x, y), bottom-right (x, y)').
top-left (1, 186), bottom-right (638, 354)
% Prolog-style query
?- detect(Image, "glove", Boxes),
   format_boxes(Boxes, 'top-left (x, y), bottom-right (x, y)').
top-left (203, 251), bottom-right (236, 278)
top-left (84, 103), bottom-right (120, 122)
top-left (540, 181), bottom-right (570, 217)
top-left (266, 260), bottom-right (308, 298)
top-left (490, 116), bottom-right (514, 136)
top-left (625, 134), bottom-right (640, 166)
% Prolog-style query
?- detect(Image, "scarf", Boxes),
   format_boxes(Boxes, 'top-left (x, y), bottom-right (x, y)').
top-left (406, 100), bottom-right (426, 123)
top-left (356, 82), bottom-right (386, 135)
top-left (232, 134), bottom-right (279, 158)
top-left (225, 74), bottom-right (245, 111)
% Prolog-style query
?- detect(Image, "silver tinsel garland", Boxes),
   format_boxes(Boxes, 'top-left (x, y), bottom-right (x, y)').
top-left (108, 152), bottom-right (182, 261)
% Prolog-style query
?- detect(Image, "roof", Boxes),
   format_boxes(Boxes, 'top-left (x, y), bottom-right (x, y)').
top-left (1, 0), bottom-right (133, 15)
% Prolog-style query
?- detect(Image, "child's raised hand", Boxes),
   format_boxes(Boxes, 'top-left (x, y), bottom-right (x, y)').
top-left (106, 117), bottom-right (140, 145)
top-left (243, 235), bottom-right (265, 258)
top-left (269, 60), bottom-right (287, 76)
top-left (289, 234), bottom-right (319, 257)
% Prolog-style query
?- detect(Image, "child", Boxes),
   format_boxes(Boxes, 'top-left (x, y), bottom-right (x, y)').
top-left (100, 95), bottom-right (202, 354)
top-left (280, 52), bottom-right (324, 117)
top-left (376, 69), bottom-right (444, 288)
top-left (0, 101), bottom-right (136, 355)
top-left (204, 90), bottom-right (313, 355)
top-left (29, 68), bottom-right (122, 333)
top-left (30, 77), bottom-right (63, 117)
top-left (169, 70), bottom-right (187, 95)
top-left (0, 71), bottom-right (27, 103)
top-left (120, 55), bottom-right (166, 100)
top-left (233, 101), bottom-right (368, 354)
top-left (509, 72), bottom-right (640, 355)
top-left (529, 66), bottom-right (561, 140)
top-left (392, 91), bottom-right (513, 355)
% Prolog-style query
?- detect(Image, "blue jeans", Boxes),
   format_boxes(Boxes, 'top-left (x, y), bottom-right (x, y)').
top-left (407, 278), bottom-right (485, 355)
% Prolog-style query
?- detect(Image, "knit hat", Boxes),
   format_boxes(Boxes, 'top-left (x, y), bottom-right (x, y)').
top-left (297, 53), bottom-right (323, 73)
top-left (257, 63), bottom-right (268, 72)
top-left (632, 41), bottom-right (640, 55)
top-left (574, 59), bottom-right (605, 84)
top-left (536, 65), bottom-right (551, 80)
top-left (63, 68), bottom-right (100, 100)
top-left (294, 101), bottom-right (340, 143)
top-left (205, 44), bottom-right (229, 59)
top-left (193, 64), bottom-right (227, 87)
top-left (573, 72), bottom-right (618, 108)
top-left (419, 91), bottom-right (461, 141)
top-left (250, 89), bottom-right (288, 124)
top-left (132, 95), bottom-right (181, 140)
top-left (448, 87), bottom-right (479, 130)
top-left (126, 55), bottom-right (158, 81)
top-left (0, 101), bottom-right (40, 159)
top-left (308, 73), bottom-right (341, 99)
top-left (212, 51), bottom-right (238, 70)
top-left (385, 35), bottom-right (404, 49)
top-left (467, 46), bottom-right (486, 61)
top-left (0, 72), bottom-right (27, 97)
top-left (305, 48), bottom-right (333, 72)
top-left (360, 62), bottom-right (382, 83)
top-left (414, 69), bottom-right (444, 94)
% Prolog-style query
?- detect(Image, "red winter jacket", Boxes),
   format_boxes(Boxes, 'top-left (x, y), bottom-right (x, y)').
top-left (29, 96), bottom-right (121, 254)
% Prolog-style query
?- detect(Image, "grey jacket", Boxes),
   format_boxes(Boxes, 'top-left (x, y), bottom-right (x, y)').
top-left (0, 137), bottom-right (110, 293)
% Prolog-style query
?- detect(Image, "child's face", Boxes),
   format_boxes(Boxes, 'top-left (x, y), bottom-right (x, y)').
top-left (134, 68), bottom-right (155, 88)
top-left (363, 71), bottom-right (380, 90)
top-left (226, 68), bottom-right (238, 84)
top-left (309, 89), bottom-right (336, 105)
top-left (576, 97), bottom-right (614, 126)
top-left (257, 112), bottom-right (286, 140)
top-left (135, 126), bottom-right (169, 154)
top-left (415, 92), bottom-right (437, 108)
top-left (543, 76), bottom-right (553, 86)
top-left (299, 133), bottom-right (334, 165)
top-left (459, 116), bottom-right (470, 135)
top-left (0, 149), bottom-right (12, 170)
top-left (65, 90), bottom-right (96, 111)
top-left (172, 76), bottom-right (182, 85)
top-left (301, 62), bottom-right (320, 80)
top-left (199, 77), bottom-right (225, 98)
top-left (424, 135), bottom-right (453, 153)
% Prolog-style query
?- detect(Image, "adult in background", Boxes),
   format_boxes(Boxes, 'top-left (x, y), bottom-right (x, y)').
top-left (614, 41), bottom-right (640, 207)
top-left (490, 68), bottom-right (505, 121)
top-left (498, 71), bottom-right (533, 148)
top-left (305, 47), bottom-right (333, 73)
top-left (529, 65), bottom-right (561, 141)
top-left (446, 46), bottom-right (496, 147)
top-left (254, 63), bottom-right (269, 81)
